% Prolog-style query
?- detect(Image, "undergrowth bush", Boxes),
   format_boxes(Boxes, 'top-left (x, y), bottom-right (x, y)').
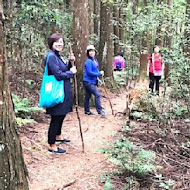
top-left (12, 94), bottom-right (42, 126)
top-left (101, 138), bottom-right (157, 177)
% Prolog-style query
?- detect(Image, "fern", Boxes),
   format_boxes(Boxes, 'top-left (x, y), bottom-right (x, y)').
top-left (16, 118), bottom-right (36, 127)
top-left (102, 140), bottom-right (157, 177)
top-left (12, 93), bottom-right (42, 115)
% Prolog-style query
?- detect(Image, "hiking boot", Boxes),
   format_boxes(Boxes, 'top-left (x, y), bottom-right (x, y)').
top-left (85, 111), bottom-right (95, 116)
top-left (48, 147), bottom-right (66, 154)
top-left (98, 110), bottom-right (106, 118)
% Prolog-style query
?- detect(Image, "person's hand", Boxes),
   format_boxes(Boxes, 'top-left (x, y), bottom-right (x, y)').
top-left (70, 66), bottom-right (77, 74)
top-left (69, 53), bottom-right (75, 62)
top-left (100, 70), bottom-right (104, 76)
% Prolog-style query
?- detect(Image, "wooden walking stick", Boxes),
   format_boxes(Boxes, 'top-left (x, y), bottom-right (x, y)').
top-left (68, 43), bottom-right (84, 152)
top-left (101, 75), bottom-right (114, 115)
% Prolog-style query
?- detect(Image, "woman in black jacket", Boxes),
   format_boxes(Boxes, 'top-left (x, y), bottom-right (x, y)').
top-left (44, 33), bottom-right (77, 154)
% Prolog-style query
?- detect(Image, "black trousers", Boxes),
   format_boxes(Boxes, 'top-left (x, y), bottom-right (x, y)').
top-left (48, 115), bottom-right (66, 145)
top-left (149, 72), bottom-right (161, 94)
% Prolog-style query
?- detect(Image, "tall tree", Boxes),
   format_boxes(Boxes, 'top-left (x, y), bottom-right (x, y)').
top-left (88, 0), bottom-right (94, 36)
top-left (72, 0), bottom-right (89, 105)
top-left (113, 4), bottom-right (120, 55)
top-left (184, 0), bottom-right (190, 56)
top-left (164, 0), bottom-right (173, 85)
top-left (0, 0), bottom-right (29, 189)
top-left (94, 0), bottom-right (100, 37)
top-left (138, 0), bottom-right (150, 82)
top-left (98, 1), bottom-right (113, 77)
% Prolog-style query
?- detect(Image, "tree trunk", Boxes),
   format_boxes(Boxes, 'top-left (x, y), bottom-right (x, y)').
top-left (164, 0), bottom-right (173, 85)
top-left (88, 0), bottom-right (94, 36)
top-left (113, 5), bottom-right (119, 55)
top-left (72, 0), bottom-right (89, 105)
top-left (98, 2), bottom-right (113, 77)
top-left (137, 0), bottom-right (149, 82)
top-left (0, 1), bottom-right (29, 189)
top-left (138, 53), bottom-right (148, 82)
top-left (184, 0), bottom-right (190, 56)
top-left (119, 6), bottom-right (125, 47)
top-left (132, 0), bottom-right (139, 14)
top-left (94, 0), bottom-right (100, 37)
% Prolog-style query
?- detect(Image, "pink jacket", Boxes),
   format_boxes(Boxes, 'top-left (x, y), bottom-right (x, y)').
top-left (113, 56), bottom-right (125, 69)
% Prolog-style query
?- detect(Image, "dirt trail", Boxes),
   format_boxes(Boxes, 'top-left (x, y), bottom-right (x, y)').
top-left (20, 88), bottom-right (126, 190)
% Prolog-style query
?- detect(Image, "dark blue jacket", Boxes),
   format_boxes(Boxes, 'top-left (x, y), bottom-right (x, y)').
top-left (45, 50), bottom-right (74, 115)
top-left (83, 57), bottom-right (101, 84)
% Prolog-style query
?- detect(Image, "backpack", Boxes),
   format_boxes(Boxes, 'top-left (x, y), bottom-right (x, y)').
top-left (116, 62), bottom-right (121, 69)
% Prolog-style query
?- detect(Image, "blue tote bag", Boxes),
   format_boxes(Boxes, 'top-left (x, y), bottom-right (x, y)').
top-left (39, 54), bottom-right (64, 108)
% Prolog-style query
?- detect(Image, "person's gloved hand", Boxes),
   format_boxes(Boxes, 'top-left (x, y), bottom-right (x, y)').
top-left (100, 70), bottom-right (104, 76)
top-left (70, 66), bottom-right (77, 74)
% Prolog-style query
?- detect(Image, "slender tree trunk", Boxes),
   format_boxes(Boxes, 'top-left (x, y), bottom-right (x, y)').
top-left (164, 0), bottom-right (173, 85)
top-left (113, 5), bottom-right (119, 55)
top-left (132, 0), bottom-right (139, 14)
top-left (88, 0), bottom-right (94, 36)
top-left (155, 1), bottom-right (165, 46)
top-left (137, 0), bottom-right (149, 82)
top-left (0, 1), bottom-right (29, 189)
top-left (72, 0), bottom-right (89, 105)
top-left (98, 2), bottom-right (113, 77)
top-left (94, 0), bottom-right (100, 37)
top-left (119, 6), bottom-right (124, 46)
top-left (184, 0), bottom-right (190, 56)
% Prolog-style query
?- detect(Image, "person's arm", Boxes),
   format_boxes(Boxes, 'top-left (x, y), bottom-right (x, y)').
top-left (147, 60), bottom-right (150, 76)
top-left (85, 60), bottom-right (101, 77)
top-left (48, 54), bottom-right (74, 81)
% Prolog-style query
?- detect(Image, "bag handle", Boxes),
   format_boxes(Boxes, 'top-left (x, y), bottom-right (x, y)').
top-left (44, 54), bottom-right (50, 75)
top-left (44, 53), bottom-right (58, 75)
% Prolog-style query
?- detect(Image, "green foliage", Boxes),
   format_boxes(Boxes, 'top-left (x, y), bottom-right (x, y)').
top-left (16, 118), bottom-right (36, 127)
top-left (113, 70), bottom-right (127, 86)
top-left (12, 94), bottom-right (42, 126)
top-left (25, 79), bottom-right (36, 89)
top-left (12, 94), bottom-right (42, 116)
top-left (103, 178), bottom-right (113, 190)
top-left (102, 139), bottom-right (156, 177)
top-left (154, 174), bottom-right (175, 190)
top-left (159, 179), bottom-right (175, 190)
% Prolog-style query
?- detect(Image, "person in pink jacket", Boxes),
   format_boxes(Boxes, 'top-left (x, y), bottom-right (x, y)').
top-left (113, 52), bottom-right (125, 71)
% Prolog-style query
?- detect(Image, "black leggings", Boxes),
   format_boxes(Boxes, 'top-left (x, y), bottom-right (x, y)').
top-left (48, 115), bottom-right (66, 145)
top-left (149, 72), bottom-right (161, 94)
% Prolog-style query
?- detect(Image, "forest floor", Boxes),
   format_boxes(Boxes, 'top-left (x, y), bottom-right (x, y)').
top-left (19, 82), bottom-right (190, 190)
top-left (19, 87), bottom-right (127, 190)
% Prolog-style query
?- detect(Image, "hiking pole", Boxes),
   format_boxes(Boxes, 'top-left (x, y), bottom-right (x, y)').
top-left (101, 75), bottom-right (114, 115)
top-left (68, 43), bottom-right (84, 152)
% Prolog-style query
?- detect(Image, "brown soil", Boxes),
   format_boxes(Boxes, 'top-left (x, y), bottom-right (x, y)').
top-left (19, 88), bottom-right (126, 190)
top-left (19, 85), bottom-right (190, 190)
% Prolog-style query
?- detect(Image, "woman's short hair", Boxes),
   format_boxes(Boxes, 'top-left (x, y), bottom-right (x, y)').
top-left (117, 51), bottom-right (123, 57)
top-left (48, 33), bottom-right (64, 49)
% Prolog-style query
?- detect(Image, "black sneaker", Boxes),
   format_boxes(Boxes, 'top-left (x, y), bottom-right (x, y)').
top-left (98, 110), bottom-right (106, 118)
top-left (55, 138), bottom-right (71, 143)
top-left (48, 147), bottom-right (66, 154)
top-left (85, 111), bottom-right (95, 115)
